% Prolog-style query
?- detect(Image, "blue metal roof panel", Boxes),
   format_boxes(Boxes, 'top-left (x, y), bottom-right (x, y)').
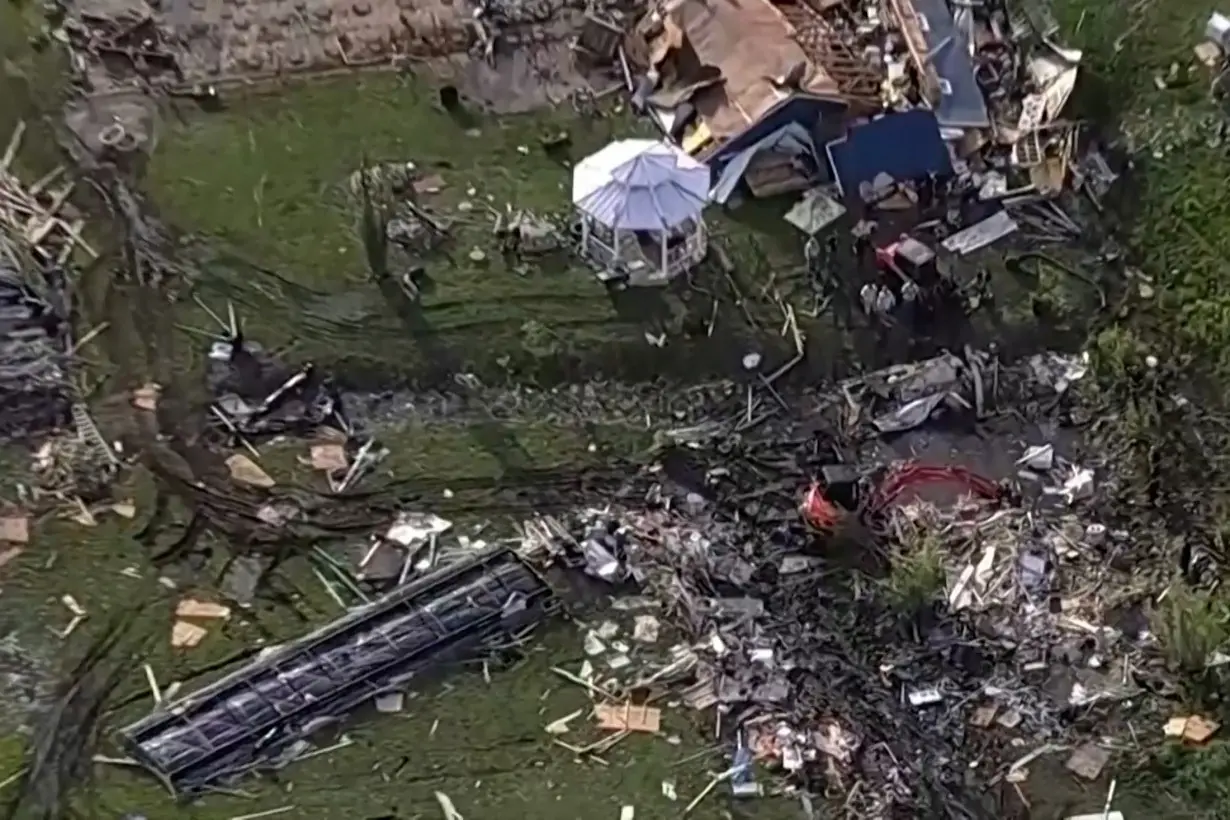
top-left (913, 0), bottom-right (991, 128)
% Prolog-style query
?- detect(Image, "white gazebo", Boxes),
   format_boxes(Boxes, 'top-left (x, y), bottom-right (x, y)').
top-left (572, 139), bottom-right (710, 285)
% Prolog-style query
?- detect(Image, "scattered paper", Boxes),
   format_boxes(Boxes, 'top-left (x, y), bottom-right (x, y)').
top-left (171, 620), bottom-right (207, 649)
top-left (176, 598), bottom-right (232, 620)
top-left (595, 703), bottom-right (661, 733)
top-left (0, 515), bottom-right (30, 544)
top-left (226, 454), bottom-right (275, 488)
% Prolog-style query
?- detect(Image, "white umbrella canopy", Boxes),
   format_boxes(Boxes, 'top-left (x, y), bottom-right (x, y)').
top-left (572, 139), bottom-right (710, 232)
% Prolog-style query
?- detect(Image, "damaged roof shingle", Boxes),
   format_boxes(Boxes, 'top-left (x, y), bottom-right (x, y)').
top-left (654, 0), bottom-right (848, 143)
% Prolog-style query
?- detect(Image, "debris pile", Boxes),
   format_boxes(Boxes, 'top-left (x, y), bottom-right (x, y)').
top-left (512, 347), bottom-right (1224, 816)
top-left (1, 123), bottom-right (96, 266)
top-left (525, 502), bottom-right (991, 817)
top-left (627, 0), bottom-right (1121, 320)
top-left (0, 257), bottom-right (73, 442)
top-left (0, 124), bottom-right (88, 444)
top-left (206, 335), bottom-right (348, 439)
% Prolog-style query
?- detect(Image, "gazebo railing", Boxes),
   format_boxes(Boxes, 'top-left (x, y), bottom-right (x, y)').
top-left (666, 220), bottom-right (707, 273)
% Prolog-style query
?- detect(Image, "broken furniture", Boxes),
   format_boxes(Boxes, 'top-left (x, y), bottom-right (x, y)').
top-left (711, 123), bottom-right (826, 205)
top-left (572, 139), bottom-right (710, 286)
top-left (119, 547), bottom-right (559, 795)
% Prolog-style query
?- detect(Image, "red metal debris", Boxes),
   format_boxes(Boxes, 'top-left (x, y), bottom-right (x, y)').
top-left (801, 481), bottom-right (843, 530)
top-left (869, 461), bottom-right (1003, 513)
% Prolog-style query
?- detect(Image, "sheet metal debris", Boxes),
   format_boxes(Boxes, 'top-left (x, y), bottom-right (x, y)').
top-left (120, 547), bottom-right (559, 794)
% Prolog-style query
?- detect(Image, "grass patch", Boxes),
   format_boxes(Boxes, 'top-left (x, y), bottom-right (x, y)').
top-left (1152, 584), bottom-right (1230, 674)
top-left (1050, 0), bottom-right (1230, 811)
top-left (1146, 740), bottom-right (1230, 818)
top-left (1052, 0), bottom-right (1230, 379)
top-left (0, 3), bottom-right (64, 173)
top-left (145, 76), bottom-right (1105, 390)
top-left (0, 418), bottom-right (721, 820)
top-left (145, 78), bottom-right (760, 384)
top-left (881, 521), bottom-right (945, 615)
top-left (259, 418), bottom-right (655, 486)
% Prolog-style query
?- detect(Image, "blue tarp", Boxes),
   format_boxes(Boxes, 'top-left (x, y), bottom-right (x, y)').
top-left (826, 110), bottom-right (952, 196)
top-left (913, 0), bottom-right (991, 128)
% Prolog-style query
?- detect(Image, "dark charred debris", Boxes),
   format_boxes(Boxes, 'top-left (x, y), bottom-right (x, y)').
top-left (206, 335), bottom-right (348, 441)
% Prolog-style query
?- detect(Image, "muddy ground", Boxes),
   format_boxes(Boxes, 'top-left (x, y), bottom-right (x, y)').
top-left (1, 0), bottom-right (1230, 817)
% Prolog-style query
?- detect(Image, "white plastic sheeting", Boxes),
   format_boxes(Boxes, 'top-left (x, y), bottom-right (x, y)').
top-left (572, 139), bottom-right (710, 231)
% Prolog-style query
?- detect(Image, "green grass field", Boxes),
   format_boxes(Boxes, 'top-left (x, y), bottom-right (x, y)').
top-left (144, 72), bottom-right (1109, 388)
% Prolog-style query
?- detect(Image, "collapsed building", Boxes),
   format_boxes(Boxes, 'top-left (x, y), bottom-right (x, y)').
top-left (633, 0), bottom-right (865, 201)
top-left (629, 0), bottom-right (1085, 209)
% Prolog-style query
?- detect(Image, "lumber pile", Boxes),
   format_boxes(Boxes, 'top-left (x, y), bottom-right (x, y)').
top-left (0, 121), bottom-right (97, 266)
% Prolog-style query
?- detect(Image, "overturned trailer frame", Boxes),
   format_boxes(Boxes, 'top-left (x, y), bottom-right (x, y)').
top-left (119, 547), bottom-right (559, 795)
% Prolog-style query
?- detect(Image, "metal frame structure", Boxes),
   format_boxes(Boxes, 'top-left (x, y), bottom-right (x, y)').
top-left (119, 547), bottom-right (559, 795)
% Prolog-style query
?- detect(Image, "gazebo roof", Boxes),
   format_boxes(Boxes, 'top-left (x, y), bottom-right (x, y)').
top-left (571, 139), bottom-right (710, 232)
